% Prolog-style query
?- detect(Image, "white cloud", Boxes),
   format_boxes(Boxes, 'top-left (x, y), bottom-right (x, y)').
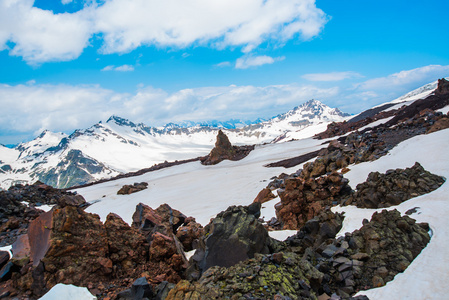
top-left (61, 0), bottom-right (73, 4)
top-left (0, 83), bottom-right (127, 139)
top-left (101, 64), bottom-right (134, 71)
top-left (214, 61), bottom-right (231, 68)
top-left (0, 0), bottom-right (93, 63)
top-left (114, 64), bottom-right (134, 71)
top-left (333, 65), bottom-right (449, 113)
top-left (0, 0), bottom-right (327, 63)
top-left (101, 65), bottom-right (114, 71)
top-left (235, 55), bottom-right (285, 69)
top-left (0, 82), bottom-right (338, 143)
top-left (356, 65), bottom-right (449, 91)
top-left (302, 71), bottom-right (363, 82)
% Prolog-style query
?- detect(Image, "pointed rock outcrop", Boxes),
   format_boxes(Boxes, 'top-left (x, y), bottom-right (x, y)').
top-left (200, 130), bottom-right (254, 165)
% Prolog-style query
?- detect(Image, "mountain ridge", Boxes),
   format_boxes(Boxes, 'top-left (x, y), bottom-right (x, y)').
top-left (0, 99), bottom-right (349, 189)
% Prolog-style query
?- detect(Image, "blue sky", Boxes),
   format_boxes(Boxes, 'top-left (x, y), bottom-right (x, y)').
top-left (1, 0), bottom-right (448, 145)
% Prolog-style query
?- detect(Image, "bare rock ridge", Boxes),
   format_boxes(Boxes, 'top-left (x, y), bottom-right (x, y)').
top-left (315, 78), bottom-right (449, 140)
top-left (267, 78), bottom-right (449, 170)
top-left (200, 130), bottom-right (254, 165)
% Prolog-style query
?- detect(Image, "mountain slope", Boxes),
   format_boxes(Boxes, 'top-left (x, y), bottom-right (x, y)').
top-left (0, 99), bottom-right (348, 189)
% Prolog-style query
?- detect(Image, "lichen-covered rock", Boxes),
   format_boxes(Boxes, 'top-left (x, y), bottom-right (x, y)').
top-left (168, 252), bottom-right (323, 300)
top-left (344, 162), bottom-right (445, 208)
top-left (275, 171), bottom-right (351, 230)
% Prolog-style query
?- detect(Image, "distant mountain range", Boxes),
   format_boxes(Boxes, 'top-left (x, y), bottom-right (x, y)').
top-left (0, 99), bottom-right (352, 189)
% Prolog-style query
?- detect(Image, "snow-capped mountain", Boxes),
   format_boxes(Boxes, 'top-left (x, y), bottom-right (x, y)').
top-left (0, 99), bottom-right (349, 189)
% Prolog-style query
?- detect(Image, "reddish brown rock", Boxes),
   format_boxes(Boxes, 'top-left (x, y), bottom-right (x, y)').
top-left (275, 172), bottom-right (351, 230)
top-left (427, 115), bottom-right (449, 133)
top-left (201, 130), bottom-right (254, 165)
top-left (253, 188), bottom-right (276, 204)
top-left (132, 203), bottom-right (186, 236)
top-left (117, 182), bottom-right (148, 195)
top-left (175, 218), bottom-right (204, 252)
top-left (104, 213), bottom-right (148, 277)
top-left (27, 210), bottom-right (53, 267)
top-left (11, 234), bottom-right (30, 266)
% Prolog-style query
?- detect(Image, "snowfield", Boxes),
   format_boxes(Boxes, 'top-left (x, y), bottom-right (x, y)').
top-left (75, 124), bottom-right (449, 300)
top-left (78, 137), bottom-right (325, 226)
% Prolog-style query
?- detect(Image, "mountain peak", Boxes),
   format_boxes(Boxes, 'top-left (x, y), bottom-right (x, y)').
top-left (106, 116), bottom-right (137, 127)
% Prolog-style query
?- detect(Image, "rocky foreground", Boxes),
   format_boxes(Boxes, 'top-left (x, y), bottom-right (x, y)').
top-left (0, 79), bottom-right (448, 299)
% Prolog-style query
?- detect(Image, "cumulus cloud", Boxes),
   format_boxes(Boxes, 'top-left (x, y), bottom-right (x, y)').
top-left (235, 55), bottom-right (285, 69)
top-left (0, 82), bottom-right (338, 143)
top-left (302, 71), bottom-right (363, 82)
top-left (101, 64), bottom-right (134, 71)
top-left (0, 0), bottom-right (93, 63)
top-left (0, 0), bottom-right (327, 63)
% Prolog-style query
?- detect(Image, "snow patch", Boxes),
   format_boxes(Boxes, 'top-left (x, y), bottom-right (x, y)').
top-left (39, 284), bottom-right (95, 300)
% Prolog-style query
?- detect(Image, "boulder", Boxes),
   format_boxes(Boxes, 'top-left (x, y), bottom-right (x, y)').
top-left (191, 204), bottom-right (277, 274)
top-left (131, 277), bottom-right (154, 300)
top-left (56, 194), bottom-right (86, 207)
top-left (117, 182), bottom-right (148, 195)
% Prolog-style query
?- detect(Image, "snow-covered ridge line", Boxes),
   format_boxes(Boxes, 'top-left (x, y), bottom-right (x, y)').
top-left (0, 99), bottom-right (348, 189)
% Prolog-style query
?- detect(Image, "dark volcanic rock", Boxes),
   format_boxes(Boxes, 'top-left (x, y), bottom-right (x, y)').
top-left (131, 277), bottom-right (154, 299)
top-left (346, 209), bottom-right (430, 291)
top-left (189, 204), bottom-right (278, 277)
top-left (344, 162), bottom-right (445, 208)
top-left (265, 148), bottom-right (323, 168)
top-left (201, 130), bottom-right (254, 165)
top-left (284, 209), bottom-right (345, 253)
top-left (0, 252), bottom-right (9, 271)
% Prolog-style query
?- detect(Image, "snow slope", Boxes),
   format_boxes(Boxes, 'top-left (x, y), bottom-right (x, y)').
top-left (78, 137), bottom-right (325, 225)
top-left (331, 129), bottom-right (449, 300)
top-left (76, 126), bottom-right (449, 300)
